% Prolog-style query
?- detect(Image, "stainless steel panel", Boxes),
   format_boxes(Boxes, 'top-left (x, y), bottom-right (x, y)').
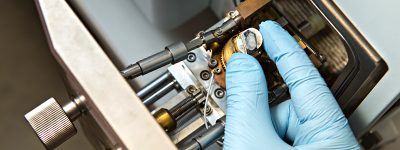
top-left (35, 0), bottom-right (177, 149)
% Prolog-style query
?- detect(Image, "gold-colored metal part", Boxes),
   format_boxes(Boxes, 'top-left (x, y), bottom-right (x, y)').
top-left (221, 28), bottom-right (263, 69)
top-left (153, 108), bottom-right (176, 133)
top-left (221, 36), bottom-right (239, 70)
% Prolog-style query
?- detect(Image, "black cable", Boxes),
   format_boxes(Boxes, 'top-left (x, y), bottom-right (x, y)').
top-left (233, 0), bottom-right (237, 6)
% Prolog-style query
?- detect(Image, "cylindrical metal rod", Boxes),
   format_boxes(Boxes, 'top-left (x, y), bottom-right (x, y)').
top-left (62, 100), bottom-right (81, 122)
top-left (136, 72), bottom-right (172, 99)
top-left (180, 116), bottom-right (226, 150)
top-left (143, 81), bottom-right (176, 107)
top-left (121, 49), bottom-right (172, 79)
top-left (121, 42), bottom-right (188, 79)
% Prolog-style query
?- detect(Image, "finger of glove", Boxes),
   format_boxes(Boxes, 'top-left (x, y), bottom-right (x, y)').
top-left (260, 21), bottom-right (358, 146)
top-left (270, 99), bottom-right (299, 144)
top-left (224, 53), bottom-right (292, 150)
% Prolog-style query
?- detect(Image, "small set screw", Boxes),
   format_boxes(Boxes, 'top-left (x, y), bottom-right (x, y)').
top-left (186, 85), bottom-right (196, 94)
top-left (213, 68), bottom-right (222, 75)
top-left (187, 52), bottom-right (196, 62)
top-left (208, 58), bottom-right (218, 68)
top-left (200, 70), bottom-right (211, 80)
top-left (214, 88), bottom-right (225, 98)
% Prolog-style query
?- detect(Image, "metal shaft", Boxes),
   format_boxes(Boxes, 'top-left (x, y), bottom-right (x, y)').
top-left (180, 116), bottom-right (226, 150)
top-left (121, 42), bottom-right (188, 79)
top-left (121, 15), bottom-right (242, 80)
top-left (143, 81), bottom-right (176, 107)
top-left (136, 72), bottom-right (172, 99)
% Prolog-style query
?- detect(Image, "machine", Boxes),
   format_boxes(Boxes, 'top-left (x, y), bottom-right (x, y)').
top-left (24, 0), bottom-right (400, 149)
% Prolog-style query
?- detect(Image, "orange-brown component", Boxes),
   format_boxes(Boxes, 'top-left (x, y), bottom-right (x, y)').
top-left (235, 0), bottom-right (272, 28)
top-left (153, 108), bottom-right (176, 133)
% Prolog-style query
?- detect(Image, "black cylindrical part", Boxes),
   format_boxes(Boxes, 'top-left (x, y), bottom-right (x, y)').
top-left (138, 49), bottom-right (173, 75)
top-left (195, 123), bottom-right (225, 149)
top-left (121, 42), bottom-right (188, 79)
top-left (180, 116), bottom-right (226, 150)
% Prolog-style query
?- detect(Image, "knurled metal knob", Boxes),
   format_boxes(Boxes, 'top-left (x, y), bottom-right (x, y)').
top-left (25, 97), bottom-right (77, 149)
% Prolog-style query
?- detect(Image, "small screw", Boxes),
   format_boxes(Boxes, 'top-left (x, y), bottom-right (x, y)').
top-left (187, 53), bottom-right (196, 62)
top-left (197, 31), bottom-right (205, 38)
top-left (208, 58), bottom-right (218, 68)
top-left (205, 104), bottom-right (212, 115)
top-left (213, 68), bottom-right (222, 75)
top-left (200, 102), bottom-right (213, 116)
top-left (228, 11), bottom-right (235, 18)
top-left (200, 70), bottom-right (211, 80)
top-left (214, 88), bottom-right (225, 98)
top-left (215, 28), bottom-right (223, 34)
top-left (318, 54), bottom-right (325, 62)
top-left (186, 85), bottom-right (196, 94)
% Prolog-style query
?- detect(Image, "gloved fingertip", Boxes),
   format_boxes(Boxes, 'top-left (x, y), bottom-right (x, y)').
top-left (226, 53), bottom-right (267, 96)
top-left (227, 53), bottom-right (262, 72)
top-left (259, 20), bottom-right (303, 62)
top-left (224, 53), bottom-right (289, 149)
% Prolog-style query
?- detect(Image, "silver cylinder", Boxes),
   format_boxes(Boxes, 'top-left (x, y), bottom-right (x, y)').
top-left (62, 100), bottom-right (81, 122)
top-left (142, 81), bottom-right (176, 107)
top-left (136, 72), bottom-right (172, 99)
top-left (120, 63), bottom-right (141, 78)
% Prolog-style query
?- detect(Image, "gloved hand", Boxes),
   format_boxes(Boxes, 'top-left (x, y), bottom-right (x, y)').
top-left (223, 21), bottom-right (360, 149)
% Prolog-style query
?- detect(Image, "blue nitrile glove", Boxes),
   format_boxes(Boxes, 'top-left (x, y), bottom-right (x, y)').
top-left (223, 21), bottom-right (360, 149)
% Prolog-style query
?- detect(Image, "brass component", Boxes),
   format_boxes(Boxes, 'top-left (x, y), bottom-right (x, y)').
top-left (212, 52), bottom-right (227, 89)
top-left (235, 0), bottom-right (272, 28)
top-left (221, 28), bottom-right (263, 69)
top-left (153, 108), bottom-right (176, 133)
top-left (221, 36), bottom-right (239, 70)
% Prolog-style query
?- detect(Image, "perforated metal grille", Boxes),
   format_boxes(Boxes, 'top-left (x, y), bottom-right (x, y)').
top-left (25, 98), bottom-right (76, 149)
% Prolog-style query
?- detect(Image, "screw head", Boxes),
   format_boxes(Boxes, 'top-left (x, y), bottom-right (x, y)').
top-left (187, 52), bottom-right (196, 62)
top-left (208, 58), bottom-right (218, 68)
top-left (186, 85), bottom-right (196, 94)
top-left (200, 70), bottom-right (211, 80)
top-left (205, 104), bottom-right (213, 115)
top-left (216, 28), bottom-right (223, 34)
top-left (214, 88), bottom-right (225, 98)
top-left (213, 68), bottom-right (222, 75)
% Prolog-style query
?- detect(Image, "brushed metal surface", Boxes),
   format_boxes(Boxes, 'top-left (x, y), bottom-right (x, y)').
top-left (35, 0), bottom-right (177, 149)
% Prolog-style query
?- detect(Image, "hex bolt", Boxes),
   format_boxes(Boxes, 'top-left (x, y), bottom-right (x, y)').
top-left (208, 58), bottom-right (218, 68)
top-left (214, 88), bottom-right (225, 98)
top-left (213, 68), bottom-right (222, 75)
top-left (187, 52), bottom-right (196, 62)
top-left (200, 70), bottom-right (211, 80)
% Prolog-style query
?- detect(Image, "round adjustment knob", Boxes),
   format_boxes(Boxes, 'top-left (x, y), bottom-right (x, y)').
top-left (25, 97), bottom-right (79, 149)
